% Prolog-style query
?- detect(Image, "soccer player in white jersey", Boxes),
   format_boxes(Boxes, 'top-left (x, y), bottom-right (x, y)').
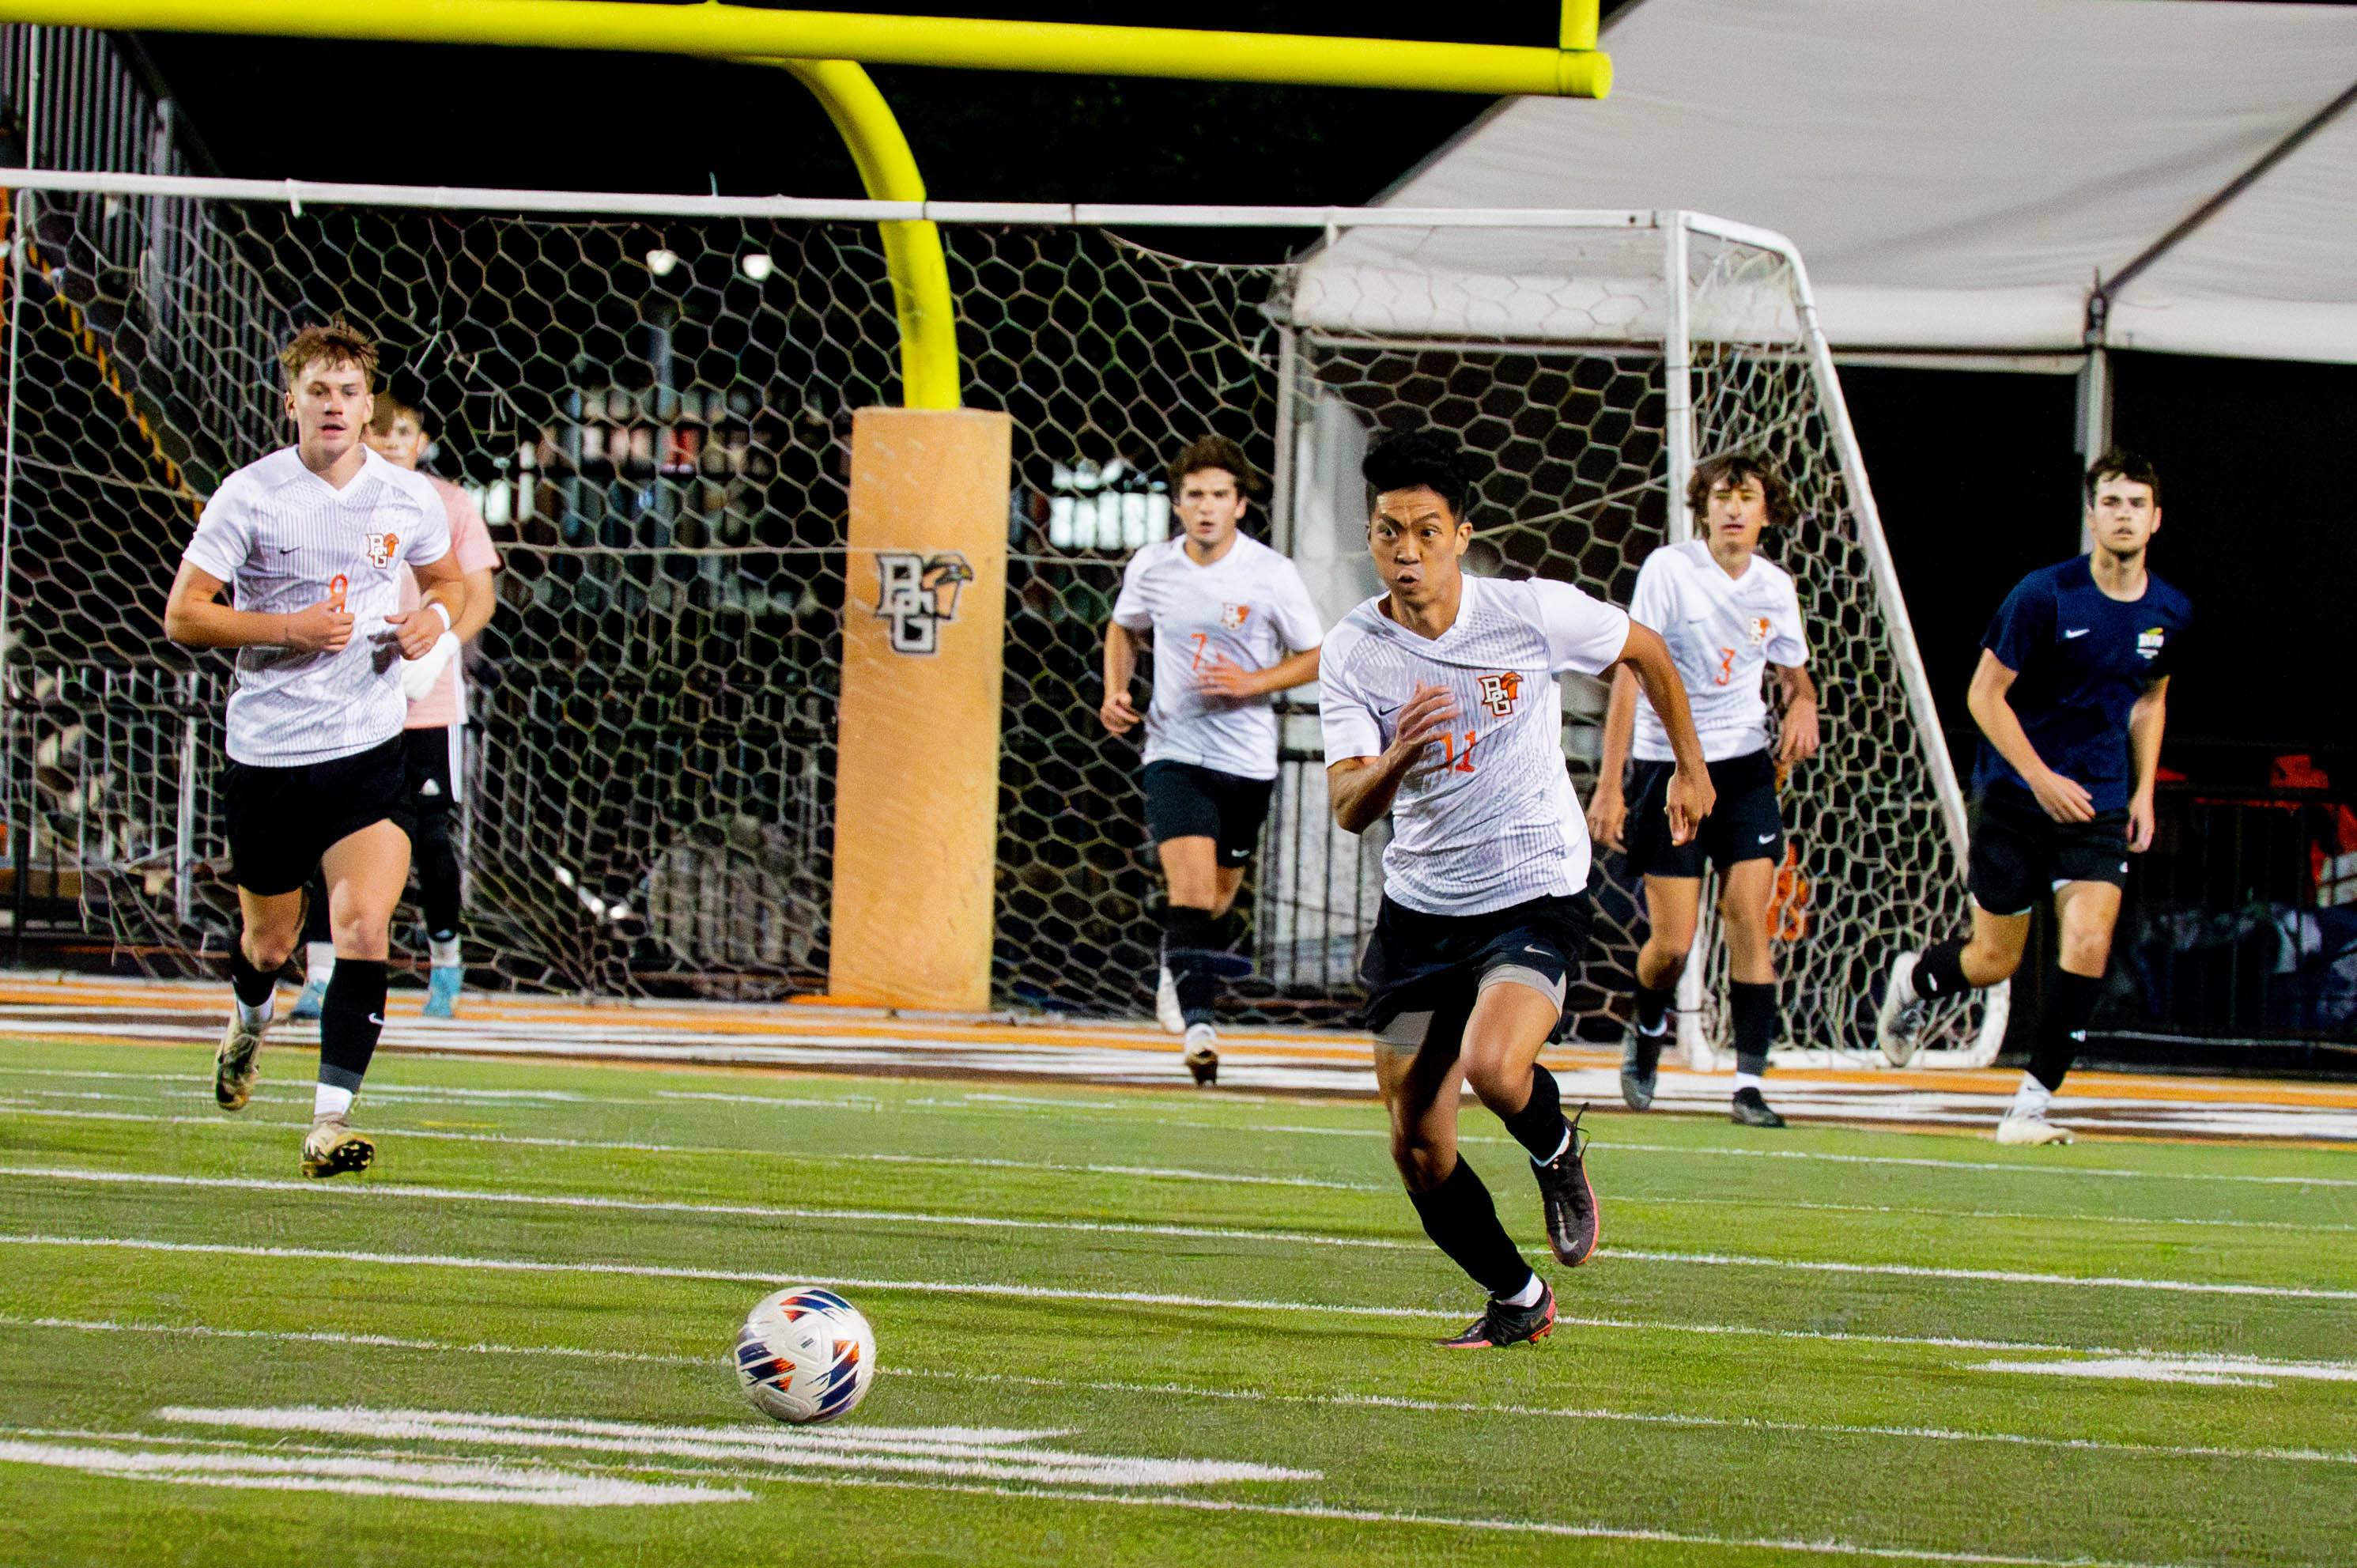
top-left (1588, 452), bottom-right (1820, 1128)
top-left (1102, 436), bottom-right (1323, 1085)
top-left (163, 323), bottom-right (466, 1178)
top-left (293, 395), bottom-right (501, 1022)
top-left (1322, 429), bottom-right (1712, 1349)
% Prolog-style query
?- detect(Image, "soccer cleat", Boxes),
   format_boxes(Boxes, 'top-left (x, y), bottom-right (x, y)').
top-left (1182, 1022), bottom-right (1218, 1086)
top-left (423, 965), bottom-right (462, 1020)
top-left (1154, 965), bottom-right (1184, 1035)
top-left (1996, 1112), bottom-right (2074, 1146)
top-left (1619, 1025), bottom-right (1664, 1111)
top-left (1531, 1106), bottom-right (1601, 1267)
top-left (1730, 1086), bottom-right (1786, 1128)
top-left (1875, 952), bottom-right (1930, 1067)
top-left (213, 1014), bottom-right (266, 1111)
top-left (289, 979), bottom-right (328, 1023)
top-left (1438, 1281), bottom-right (1555, 1349)
top-left (300, 1116), bottom-right (376, 1178)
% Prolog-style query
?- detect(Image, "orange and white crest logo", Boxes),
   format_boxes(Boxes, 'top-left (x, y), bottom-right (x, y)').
top-left (366, 532), bottom-right (399, 569)
top-left (1748, 615), bottom-right (1773, 645)
top-left (1220, 603), bottom-right (1251, 631)
top-left (1475, 671), bottom-right (1522, 717)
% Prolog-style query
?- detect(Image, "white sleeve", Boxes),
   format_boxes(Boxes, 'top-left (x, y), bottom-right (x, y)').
top-left (1317, 647), bottom-right (1382, 762)
top-left (1267, 561), bottom-right (1325, 652)
top-left (181, 480), bottom-right (254, 584)
top-left (1627, 550), bottom-right (1674, 632)
top-left (1110, 550), bottom-right (1154, 631)
top-left (402, 485), bottom-right (454, 569)
top-left (1768, 579), bottom-right (1810, 667)
top-left (1532, 577), bottom-right (1633, 678)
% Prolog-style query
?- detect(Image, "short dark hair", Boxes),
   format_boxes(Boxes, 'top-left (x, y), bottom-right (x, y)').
top-left (367, 392), bottom-right (423, 436)
top-left (1362, 428), bottom-right (1474, 520)
top-left (1687, 450), bottom-right (1795, 529)
top-left (279, 318), bottom-right (376, 391)
top-left (2085, 448), bottom-right (2160, 507)
top-left (1168, 434), bottom-right (1263, 496)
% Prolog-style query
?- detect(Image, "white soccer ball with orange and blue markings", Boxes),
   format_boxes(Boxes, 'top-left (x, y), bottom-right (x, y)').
top-left (735, 1286), bottom-right (876, 1424)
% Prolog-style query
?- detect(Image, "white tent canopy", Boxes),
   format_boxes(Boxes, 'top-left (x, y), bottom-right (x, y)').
top-left (1302, 0), bottom-right (2357, 362)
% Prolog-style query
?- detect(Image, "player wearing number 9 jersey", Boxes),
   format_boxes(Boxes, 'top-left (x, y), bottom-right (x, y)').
top-left (1321, 429), bottom-right (1713, 1350)
top-left (1102, 436), bottom-right (1324, 1085)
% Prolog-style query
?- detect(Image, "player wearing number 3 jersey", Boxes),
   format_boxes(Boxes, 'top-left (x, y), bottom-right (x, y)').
top-left (1321, 429), bottom-right (1713, 1350)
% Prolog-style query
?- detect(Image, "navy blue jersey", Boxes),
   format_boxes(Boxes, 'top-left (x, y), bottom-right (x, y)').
top-left (1970, 556), bottom-right (2192, 813)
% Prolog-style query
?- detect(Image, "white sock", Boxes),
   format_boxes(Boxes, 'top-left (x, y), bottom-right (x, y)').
top-left (1734, 1071), bottom-right (1766, 1097)
top-left (1500, 1271), bottom-right (1546, 1309)
top-left (312, 1082), bottom-right (354, 1121)
top-left (2008, 1073), bottom-right (2053, 1120)
top-left (429, 935), bottom-right (461, 970)
top-left (305, 942), bottom-right (337, 986)
top-left (234, 992), bottom-right (274, 1030)
top-left (1531, 1126), bottom-right (1570, 1166)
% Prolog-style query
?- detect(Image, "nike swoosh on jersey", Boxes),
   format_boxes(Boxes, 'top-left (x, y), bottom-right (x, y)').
top-left (1757, 832), bottom-right (1777, 843)
top-left (367, 1013), bottom-right (387, 1026)
top-left (2062, 628), bottom-right (2091, 639)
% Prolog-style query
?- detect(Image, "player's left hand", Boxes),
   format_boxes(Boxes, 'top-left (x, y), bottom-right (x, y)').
top-left (1777, 698), bottom-right (1821, 767)
top-left (2127, 792), bottom-right (2156, 853)
top-left (1665, 765), bottom-right (1716, 845)
top-left (1195, 657), bottom-right (1262, 701)
top-left (380, 606), bottom-right (449, 661)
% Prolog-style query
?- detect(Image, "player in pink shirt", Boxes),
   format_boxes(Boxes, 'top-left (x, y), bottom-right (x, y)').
top-left (293, 395), bottom-right (502, 1020)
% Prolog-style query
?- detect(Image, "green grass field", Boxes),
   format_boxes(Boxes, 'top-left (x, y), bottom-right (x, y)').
top-left (0, 1036), bottom-right (2351, 1567)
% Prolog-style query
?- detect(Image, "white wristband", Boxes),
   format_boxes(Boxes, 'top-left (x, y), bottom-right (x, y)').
top-left (428, 602), bottom-right (452, 632)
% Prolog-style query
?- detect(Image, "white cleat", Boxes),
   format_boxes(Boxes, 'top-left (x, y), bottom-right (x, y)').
top-left (213, 1014), bottom-right (266, 1111)
top-left (1875, 952), bottom-right (1929, 1067)
top-left (301, 1116), bottom-right (376, 1178)
top-left (1182, 1021), bottom-right (1218, 1086)
top-left (1996, 1113), bottom-right (2075, 1147)
top-left (1154, 965), bottom-right (1185, 1036)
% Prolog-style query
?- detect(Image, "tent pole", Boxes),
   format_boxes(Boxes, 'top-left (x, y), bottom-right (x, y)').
top-left (2074, 344), bottom-right (2110, 552)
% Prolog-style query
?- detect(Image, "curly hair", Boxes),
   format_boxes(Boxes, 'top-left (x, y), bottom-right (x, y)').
top-left (1686, 449), bottom-right (1795, 529)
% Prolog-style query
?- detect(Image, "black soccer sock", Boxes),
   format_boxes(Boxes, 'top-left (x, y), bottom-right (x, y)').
top-left (416, 812), bottom-right (463, 940)
top-left (2028, 969), bottom-right (2102, 1093)
top-left (317, 958), bottom-right (387, 1094)
top-left (1911, 938), bottom-right (1971, 1000)
top-left (1160, 905), bottom-right (1221, 1026)
top-left (228, 939), bottom-right (278, 1010)
top-left (1404, 1159), bottom-right (1535, 1299)
top-left (1634, 983), bottom-right (1674, 1034)
top-left (1497, 1061), bottom-right (1568, 1163)
top-left (300, 870), bottom-right (333, 945)
top-left (1730, 980), bottom-right (1777, 1079)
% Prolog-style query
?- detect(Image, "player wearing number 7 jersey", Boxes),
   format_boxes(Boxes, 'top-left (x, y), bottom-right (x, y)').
top-left (1322, 429), bottom-right (1713, 1350)
top-left (1102, 436), bottom-right (1324, 1084)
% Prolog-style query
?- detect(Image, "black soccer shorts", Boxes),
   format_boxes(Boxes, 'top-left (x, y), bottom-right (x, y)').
top-left (1358, 891), bottom-right (1592, 1051)
top-left (221, 735), bottom-right (415, 897)
top-left (1623, 748), bottom-right (1785, 878)
top-left (1966, 790), bottom-right (2132, 916)
top-left (1141, 759), bottom-right (1275, 867)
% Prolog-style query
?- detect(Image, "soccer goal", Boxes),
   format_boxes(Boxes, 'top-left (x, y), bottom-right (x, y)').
top-left (0, 167), bottom-right (2000, 1064)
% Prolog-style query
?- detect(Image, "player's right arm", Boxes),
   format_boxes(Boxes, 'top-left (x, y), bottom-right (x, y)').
top-left (1587, 667), bottom-right (1639, 852)
top-left (162, 565), bottom-right (352, 652)
top-left (1611, 622), bottom-right (1713, 844)
top-left (1966, 650), bottom-right (2092, 823)
top-left (1100, 620), bottom-right (1146, 735)
top-left (1327, 683), bottom-right (1458, 835)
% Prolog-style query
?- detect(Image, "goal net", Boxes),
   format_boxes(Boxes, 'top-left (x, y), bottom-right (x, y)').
top-left (0, 168), bottom-right (1997, 1063)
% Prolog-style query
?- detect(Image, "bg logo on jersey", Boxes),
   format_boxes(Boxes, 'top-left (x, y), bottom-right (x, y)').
top-left (1220, 603), bottom-right (1251, 630)
top-left (1748, 615), bottom-right (1772, 644)
top-left (874, 550), bottom-right (976, 656)
top-left (1476, 671), bottom-right (1521, 717)
top-left (365, 531), bottom-right (400, 569)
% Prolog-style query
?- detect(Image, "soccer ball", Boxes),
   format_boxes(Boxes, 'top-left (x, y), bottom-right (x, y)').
top-left (735, 1286), bottom-right (876, 1424)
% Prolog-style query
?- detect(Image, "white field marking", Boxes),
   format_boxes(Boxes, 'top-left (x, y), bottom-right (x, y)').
top-left (883, 1367), bottom-right (2357, 1469)
top-left (0, 1103), bottom-right (1390, 1190)
top-left (0, 1436), bottom-right (746, 1506)
top-left (0, 1313), bottom-right (712, 1367)
top-left (14, 1168), bottom-right (2347, 1305)
top-left (10, 1233), bottom-right (2348, 1368)
top-left (1605, 1247), bottom-right (2357, 1302)
top-left (160, 1406), bottom-right (1320, 1490)
top-left (1976, 1356), bottom-right (2357, 1389)
top-left (0, 1165), bottom-right (1415, 1253)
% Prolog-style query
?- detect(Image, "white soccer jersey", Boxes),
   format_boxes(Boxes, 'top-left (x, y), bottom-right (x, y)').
top-left (1628, 541), bottom-right (1808, 763)
top-left (1112, 533), bottom-right (1325, 782)
top-left (1320, 575), bottom-right (1631, 916)
top-left (182, 446), bottom-right (455, 766)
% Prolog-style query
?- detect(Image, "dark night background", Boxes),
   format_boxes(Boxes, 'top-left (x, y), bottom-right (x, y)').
top-left (120, 0), bottom-right (2356, 789)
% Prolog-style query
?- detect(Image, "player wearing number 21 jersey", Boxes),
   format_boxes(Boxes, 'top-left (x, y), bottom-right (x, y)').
top-left (1321, 429), bottom-right (1713, 1350)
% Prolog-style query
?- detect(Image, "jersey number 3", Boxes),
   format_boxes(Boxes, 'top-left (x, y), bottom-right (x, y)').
top-left (1714, 646), bottom-right (1737, 686)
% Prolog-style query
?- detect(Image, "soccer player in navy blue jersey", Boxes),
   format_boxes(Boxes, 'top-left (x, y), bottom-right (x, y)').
top-left (1875, 449), bottom-right (2192, 1143)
